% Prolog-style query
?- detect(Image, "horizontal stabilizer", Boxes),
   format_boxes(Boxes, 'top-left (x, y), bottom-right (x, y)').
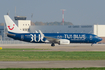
top-left (6, 33), bottom-right (15, 36)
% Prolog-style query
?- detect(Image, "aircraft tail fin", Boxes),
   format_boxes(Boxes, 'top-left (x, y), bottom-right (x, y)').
top-left (4, 15), bottom-right (27, 33)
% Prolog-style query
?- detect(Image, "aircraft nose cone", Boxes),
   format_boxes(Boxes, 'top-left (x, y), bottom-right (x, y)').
top-left (99, 37), bottom-right (102, 41)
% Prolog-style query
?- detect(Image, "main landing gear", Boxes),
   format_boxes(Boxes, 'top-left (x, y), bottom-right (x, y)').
top-left (51, 42), bottom-right (55, 46)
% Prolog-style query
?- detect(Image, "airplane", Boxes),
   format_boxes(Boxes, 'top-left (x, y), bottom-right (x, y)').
top-left (4, 15), bottom-right (102, 46)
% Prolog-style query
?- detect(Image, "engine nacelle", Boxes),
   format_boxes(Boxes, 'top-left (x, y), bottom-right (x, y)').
top-left (57, 39), bottom-right (70, 45)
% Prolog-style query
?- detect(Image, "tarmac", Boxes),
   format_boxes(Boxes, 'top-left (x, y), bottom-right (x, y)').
top-left (1, 43), bottom-right (105, 51)
top-left (0, 43), bottom-right (105, 68)
top-left (0, 60), bottom-right (105, 68)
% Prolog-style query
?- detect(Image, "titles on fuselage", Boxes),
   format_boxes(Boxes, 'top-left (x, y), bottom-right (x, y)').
top-left (30, 34), bottom-right (44, 42)
top-left (27, 34), bottom-right (86, 42)
top-left (64, 34), bottom-right (86, 40)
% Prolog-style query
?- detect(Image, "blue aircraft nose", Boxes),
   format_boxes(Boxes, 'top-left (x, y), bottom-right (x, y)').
top-left (98, 37), bottom-right (102, 41)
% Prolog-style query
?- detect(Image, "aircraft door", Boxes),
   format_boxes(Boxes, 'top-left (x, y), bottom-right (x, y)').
top-left (86, 35), bottom-right (93, 43)
top-left (21, 35), bottom-right (24, 40)
top-left (90, 35), bottom-right (93, 40)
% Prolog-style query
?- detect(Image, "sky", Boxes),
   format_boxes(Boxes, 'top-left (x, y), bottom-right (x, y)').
top-left (0, 0), bottom-right (105, 25)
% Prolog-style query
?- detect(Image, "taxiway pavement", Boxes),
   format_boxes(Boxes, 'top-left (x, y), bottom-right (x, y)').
top-left (1, 43), bottom-right (105, 51)
top-left (0, 44), bottom-right (105, 68)
top-left (0, 60), bottom-right (105, 68)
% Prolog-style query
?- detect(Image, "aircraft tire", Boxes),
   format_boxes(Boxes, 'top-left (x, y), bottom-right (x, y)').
top-left (51, 43), bottom-right (55, 46)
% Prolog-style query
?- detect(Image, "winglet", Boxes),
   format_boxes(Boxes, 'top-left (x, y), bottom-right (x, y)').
top-left (35, 30), bottom-right (38, 33)
top-left (39, 30), bottom-right (44, 37)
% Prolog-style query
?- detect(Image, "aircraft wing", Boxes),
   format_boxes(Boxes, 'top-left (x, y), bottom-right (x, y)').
top-left (39, 30), bottom-right (58, 43)
top-left (39, 30), bottom-right (70, 45)
top-left (44, 36), bottom-right (59, 43)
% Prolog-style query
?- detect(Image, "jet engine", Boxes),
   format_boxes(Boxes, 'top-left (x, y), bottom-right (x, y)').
top-left (57, 39), bottom-right (70, 45)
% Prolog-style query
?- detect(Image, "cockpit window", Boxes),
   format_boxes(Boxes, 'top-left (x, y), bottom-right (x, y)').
top-left (95, 36), bottom-right (98, 38)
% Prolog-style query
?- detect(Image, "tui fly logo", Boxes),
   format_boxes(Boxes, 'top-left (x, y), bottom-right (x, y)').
top-left (8, 24), bottom-right (15, 30)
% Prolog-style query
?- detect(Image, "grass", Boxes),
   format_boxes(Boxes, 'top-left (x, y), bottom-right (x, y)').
top-left (0, 48), bottom-right (105, 61)
top-left (0, 67), bottom-right (105, 70)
